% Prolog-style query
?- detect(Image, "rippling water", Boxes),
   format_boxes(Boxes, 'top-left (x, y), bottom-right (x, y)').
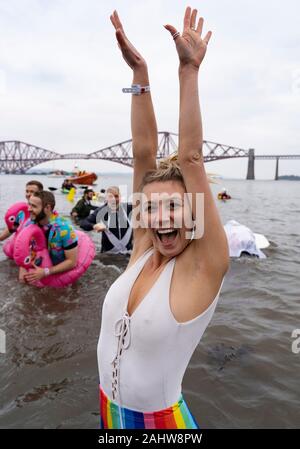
top-left (0, 174), bottom-right (299, 428)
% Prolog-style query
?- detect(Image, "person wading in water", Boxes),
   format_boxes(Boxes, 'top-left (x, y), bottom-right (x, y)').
top-left (97, 7), bottom-right (229, 429)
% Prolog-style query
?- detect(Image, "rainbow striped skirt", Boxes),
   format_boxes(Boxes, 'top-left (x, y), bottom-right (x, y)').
top-left (99, 386), bottom-right (199, 429)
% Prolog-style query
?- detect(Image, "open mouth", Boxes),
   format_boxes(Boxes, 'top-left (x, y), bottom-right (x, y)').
top-left (156, 228), bottom-right (178, 244)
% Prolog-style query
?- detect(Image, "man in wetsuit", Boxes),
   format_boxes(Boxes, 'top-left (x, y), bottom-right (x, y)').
top-left (80, 186), bottom-right (133, 254)
top-left (19, 191), bottom-right (78, 284)
top-left (0, 180), bottom-right (44, 242)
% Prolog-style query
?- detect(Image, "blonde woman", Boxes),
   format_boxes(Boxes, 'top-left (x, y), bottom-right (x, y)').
top-left (97, 7), bottom-right (229, 429)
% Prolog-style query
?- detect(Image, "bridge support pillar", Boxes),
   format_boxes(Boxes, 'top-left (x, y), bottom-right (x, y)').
top-left (275, 157), bottom-right (279, 180)
top-left (246, 148), bottom-right (255, 180)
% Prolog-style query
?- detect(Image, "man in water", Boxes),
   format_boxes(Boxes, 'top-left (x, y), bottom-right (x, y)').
top-left (71, 187), bottom-right (98, 222)
top-left (219, 187), bottom-right (231, 200)
top-left (19, 191), bottom-right (78, 284)
top-left (80, 186), bottom-right (133, 254)
top-left (0, 180), bottom-right (44, 242)
top-left (62, 179), bottom-right (76, 191)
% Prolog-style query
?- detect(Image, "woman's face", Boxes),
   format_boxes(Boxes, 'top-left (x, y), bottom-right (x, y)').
top-left (141, 180), bottom-right (194, 257)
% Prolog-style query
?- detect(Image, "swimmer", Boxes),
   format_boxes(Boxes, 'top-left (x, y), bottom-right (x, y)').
top-left (19, 191), bottom-right (78, 284)
top-left (97, 8), bottom-right (229, 429)
top-left (218, 187), bottom-right (231, 200)
top-left (71, 187), bottom-right (98, 221)
top-left (80, 186), bottom-right (133, 254)
top-left (61, 179), bottom-right (76, 191)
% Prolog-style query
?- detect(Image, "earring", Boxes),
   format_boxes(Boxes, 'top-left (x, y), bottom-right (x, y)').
top-left (190, 225), bottom-right (196, 241)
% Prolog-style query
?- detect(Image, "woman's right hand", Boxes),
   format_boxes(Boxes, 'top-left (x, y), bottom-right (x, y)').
top-left (110, 10), bottom-right (147, 71)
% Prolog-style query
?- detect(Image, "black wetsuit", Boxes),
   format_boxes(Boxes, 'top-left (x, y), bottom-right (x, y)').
top-left (80, 203), bottom-right (133, 253)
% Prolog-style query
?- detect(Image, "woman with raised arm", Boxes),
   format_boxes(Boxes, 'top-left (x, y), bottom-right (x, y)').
top-left (97, 7), bottom-right (229, 429)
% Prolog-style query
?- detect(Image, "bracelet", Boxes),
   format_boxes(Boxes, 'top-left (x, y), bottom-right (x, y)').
top-left (44, 267), bottom-right (51, 277)
top-left (122, 84), bottom-right (150, 95)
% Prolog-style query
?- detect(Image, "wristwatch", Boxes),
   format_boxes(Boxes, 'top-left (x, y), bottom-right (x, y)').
top-left (122, 84), bottom-right (150, 95)
top-left (44, 267), bottom-right (51, 277)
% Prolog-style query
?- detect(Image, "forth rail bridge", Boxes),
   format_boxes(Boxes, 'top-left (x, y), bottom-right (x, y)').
top-left (0, 132), bottom-right (299, 180)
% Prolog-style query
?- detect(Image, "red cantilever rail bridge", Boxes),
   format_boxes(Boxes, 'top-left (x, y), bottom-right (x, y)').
top-left (0, 132), bottom-right (299, 179)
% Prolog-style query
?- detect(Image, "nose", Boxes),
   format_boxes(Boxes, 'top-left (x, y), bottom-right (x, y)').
top-left (152, 203), bottom-right (172, 228)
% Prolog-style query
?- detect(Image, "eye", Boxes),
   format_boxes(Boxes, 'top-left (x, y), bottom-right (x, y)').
top-left (144, 203), bottom-right (157, 213)
top-left (8, 216), bottom-right (15, 222)
top-left (167, 200), bottom-right (182, 210)
top-left (24, 256), bottom-right (31, 265)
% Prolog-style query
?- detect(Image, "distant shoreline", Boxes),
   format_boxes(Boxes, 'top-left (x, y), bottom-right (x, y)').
top-left (1, 172), bottom-right (300, 181)
top-left (278, 175), bottom-right (300, 181)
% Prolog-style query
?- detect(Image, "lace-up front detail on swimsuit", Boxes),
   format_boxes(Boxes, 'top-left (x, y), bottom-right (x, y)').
top-left (111, 312), bottom-right (131, 401)
top-left (98, 248), bottom-right (223, 413)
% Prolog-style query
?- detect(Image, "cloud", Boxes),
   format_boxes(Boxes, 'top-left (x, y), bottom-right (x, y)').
top-left (0, 0), bottom-right (300, 178)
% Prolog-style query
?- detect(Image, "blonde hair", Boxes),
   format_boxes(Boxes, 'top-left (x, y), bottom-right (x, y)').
top-left (140, 153), bottom-right (214, 189)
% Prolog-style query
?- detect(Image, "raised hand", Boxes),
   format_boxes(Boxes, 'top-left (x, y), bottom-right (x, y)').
top-left (164, 7), bottom-right (212, 70)
top-left (110, 10), bottom-right (147, 71)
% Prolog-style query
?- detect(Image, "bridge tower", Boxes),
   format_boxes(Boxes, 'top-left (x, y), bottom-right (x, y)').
top-left (246, 148), bottom-right (255, 180)
top-left (275, 157), bottom-right (279, 180)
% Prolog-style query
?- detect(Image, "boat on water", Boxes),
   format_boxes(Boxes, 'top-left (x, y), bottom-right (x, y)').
top-left (48, 170), bottom-right (75, 178)
top-left (67, 171), bottom-right (97, 186)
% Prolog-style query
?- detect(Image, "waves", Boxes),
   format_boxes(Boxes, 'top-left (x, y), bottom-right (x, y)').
top-left (0, 176), bottom-right (299, 428)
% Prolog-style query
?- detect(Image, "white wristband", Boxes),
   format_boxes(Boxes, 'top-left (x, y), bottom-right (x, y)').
top-left (44, 267), bottom-right (50, 277)
top-left (122, 84), bottom-right (150, 95)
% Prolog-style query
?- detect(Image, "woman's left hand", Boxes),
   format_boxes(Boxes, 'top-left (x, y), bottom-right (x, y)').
top-left (164, 7), bottom-right (212, 70)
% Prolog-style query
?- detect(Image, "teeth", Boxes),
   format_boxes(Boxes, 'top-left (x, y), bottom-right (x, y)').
top-left (157, 229), bottom-right (176, 234)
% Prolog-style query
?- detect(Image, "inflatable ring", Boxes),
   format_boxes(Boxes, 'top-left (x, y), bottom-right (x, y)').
top-left (3, 202), bottom-right (30, 259)
top-left (5, 202), bottom-right (29, 231)
top-left (13, 224), bottom-right (95, 288)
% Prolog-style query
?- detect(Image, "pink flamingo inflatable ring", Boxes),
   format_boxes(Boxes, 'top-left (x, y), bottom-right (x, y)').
top-left (3, 202), bottom-right (30, 259)
top-left (13, 224), bottom-right (95, 288)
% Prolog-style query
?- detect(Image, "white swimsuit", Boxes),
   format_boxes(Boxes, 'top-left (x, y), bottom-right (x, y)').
top-left (97, 248), bottom-right (223, 412)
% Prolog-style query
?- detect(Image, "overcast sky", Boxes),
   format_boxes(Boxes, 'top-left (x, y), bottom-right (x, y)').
top-left (0, 0), bottom-right (300, 179)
